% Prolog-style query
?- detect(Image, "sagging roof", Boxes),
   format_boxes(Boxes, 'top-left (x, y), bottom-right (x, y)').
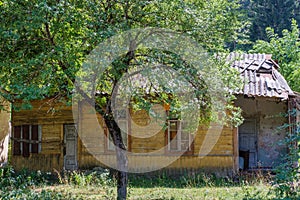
top-left (229, 53), bottom-right (294, 100)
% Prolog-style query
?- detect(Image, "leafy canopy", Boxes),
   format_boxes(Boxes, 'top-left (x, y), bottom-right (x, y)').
top-left (251, 19), bottom-right (300, 92)
top-left (0, 0), bottom-right (242, 122)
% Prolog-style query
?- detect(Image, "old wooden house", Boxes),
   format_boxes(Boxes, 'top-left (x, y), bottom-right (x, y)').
top-left (9, 53), bottom-right (300, 175)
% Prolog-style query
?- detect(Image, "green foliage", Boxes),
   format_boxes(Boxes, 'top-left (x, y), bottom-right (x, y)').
top-left (127, 172), bottom-right (274, 200)
top-left (0, 0), bottom-right (244, 132)
top-left (251, 19), bottom-right (300, 92)
top-left (1, 189), bottom-right (63, 200)
top-left (0, 165), bottom-right (62, 199)
top-left (0, 166), bottom-right (118, 199)
top-left (0, 166), bottom-right (288, 199)
top-left (128, 172), bottom-right (267, 188)
top-left (0, 0), bottom-right (244, 125)
top-left (242, 0), bottom-right (300, 42)
top-left (271, 111), bottom-right (300, 199)
top-left (0, 166), bottom-right (48, 189)
top-left (69, 171), bottom-right (93, 186)
top-left (0, 0), bottom-right (243, 103)
top-left (61, 169), bottom-right (114, 187)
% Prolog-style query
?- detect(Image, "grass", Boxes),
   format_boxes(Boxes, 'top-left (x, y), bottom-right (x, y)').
top-left (38, 184), bottom-right (272, 200)
top-left (0, 166), bottom-right (299, 200)
top-left (130, 185), bottom-right (270, 200)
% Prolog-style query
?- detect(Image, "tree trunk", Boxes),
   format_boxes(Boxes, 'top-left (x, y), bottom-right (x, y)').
top-left (115, 132), bottom-right (128, 200)
top-left (104, 117), bottom-right (128, 200)
top-left (116, 171), bottom-right (128, 199)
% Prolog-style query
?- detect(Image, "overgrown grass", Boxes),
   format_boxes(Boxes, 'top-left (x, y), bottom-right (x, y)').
top-left (0, 165), bottom-right (62, 199)
top-left (126, 171), bottom-right (278, 200)
top-left (0, 165), bottom-right (299, 200)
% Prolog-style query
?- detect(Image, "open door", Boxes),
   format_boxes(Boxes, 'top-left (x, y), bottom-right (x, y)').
top-left (64, 124), bottom-right (78, 170)
top-left (239, 119), bottom-right (258, 169)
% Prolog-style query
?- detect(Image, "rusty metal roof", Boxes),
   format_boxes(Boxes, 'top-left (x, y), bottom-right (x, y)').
top-left (229, 53), bottom-right (294, 100)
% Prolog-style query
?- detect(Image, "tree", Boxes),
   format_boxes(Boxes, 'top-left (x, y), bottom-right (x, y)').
top-left (246, 0), bottom-right (300, 42)
top-left (250, 19), bottom-right (300, 92)
top-left (269, 98), bottom-right (300, 198)
top-left (0, 0), bottom-right (243, 199)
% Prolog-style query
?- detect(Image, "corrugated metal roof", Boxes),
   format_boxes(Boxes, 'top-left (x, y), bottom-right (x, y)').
top-left (229, 53), bottom-right (293, 100)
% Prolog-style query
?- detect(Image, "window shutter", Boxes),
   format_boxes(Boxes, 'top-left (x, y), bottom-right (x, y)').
top-left (13, 126), bottom-right (21, 155)
top-left (169, 120), bottom-right (179, 151)
top-left (22, 125), bottom-right (30, 157)
top-left (31, 125), bottom-right (39, 153)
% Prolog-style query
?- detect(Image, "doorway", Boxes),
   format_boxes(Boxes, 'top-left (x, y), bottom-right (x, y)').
top-left (239, 119), bottom-right (258, 169)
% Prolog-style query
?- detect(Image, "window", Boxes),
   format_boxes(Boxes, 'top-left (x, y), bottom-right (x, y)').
top-left (167, 119), bottom-right (193, 154)
top-left (13, 125), bottom-right (42, 157)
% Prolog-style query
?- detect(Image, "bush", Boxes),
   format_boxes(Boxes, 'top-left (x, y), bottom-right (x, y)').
top-left (0, 165), bottom-right (62, 199)
top-left (271, 113), bottom-right (300, 199)
top-left (55, 168), bottom-right (114, 186)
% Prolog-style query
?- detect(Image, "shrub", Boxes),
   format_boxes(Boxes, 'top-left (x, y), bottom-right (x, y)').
top-left (0, 165), bottom-right (62, 199)
top-left (54, 167), bottom-right (114, 187)
top-left (272, 112), bottom-right (300, 199)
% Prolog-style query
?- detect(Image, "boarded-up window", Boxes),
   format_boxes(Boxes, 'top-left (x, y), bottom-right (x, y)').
top-left (22, 125), bottom-right (30, 157)
top-left (13, 126), bottom-right (21, 155)
top-left (13, 125), bottom-right (42, 156)
top-left (167, 119), bottom-right (193, 154)
top-left (31, 125), bottom-right (39, 153)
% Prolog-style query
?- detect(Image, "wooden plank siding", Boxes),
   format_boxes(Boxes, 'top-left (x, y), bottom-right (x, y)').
top-left (11, 99), bottom-right (74, 171)
top-left (78, 102), bottom-right (235, 175)
top-left (79, 154), bottom-right (233, 175)
top-left (11, 100), bottom-right (235, 175)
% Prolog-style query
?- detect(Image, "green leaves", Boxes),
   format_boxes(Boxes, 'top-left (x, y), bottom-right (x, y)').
top-left (0, 0), bottom-right (90, 99)
top-left (247, 0), bottom-right (299, 42)
top-left (251, 19), bottom-right (300, 92)
top-left (0, 0), bottom-right (242, 125)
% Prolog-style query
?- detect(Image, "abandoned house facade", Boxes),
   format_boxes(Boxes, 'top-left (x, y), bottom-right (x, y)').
top-left (2, 53), bottom-right (299, 175)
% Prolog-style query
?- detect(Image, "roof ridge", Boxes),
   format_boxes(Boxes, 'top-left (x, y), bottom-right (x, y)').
top-left (228, 52), bottom-right (267, 61)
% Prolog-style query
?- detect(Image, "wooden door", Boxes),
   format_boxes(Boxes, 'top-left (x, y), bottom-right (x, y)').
top-left (239, 119), bottom-right (257, 168)
top-left (64, 124), bottom-right (78, 170)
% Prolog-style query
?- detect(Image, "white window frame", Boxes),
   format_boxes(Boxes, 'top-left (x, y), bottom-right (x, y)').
top-left (167, 119), bottom-right (192, 152)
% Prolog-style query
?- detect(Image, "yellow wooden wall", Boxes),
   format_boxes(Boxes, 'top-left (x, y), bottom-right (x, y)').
top-left (11, 100), bottom-right (236, 175)
top-left (77, 102), bottom-right (106, 169)
top-left (11, 99), bottom-right (74, 171)
top-left (78, 102), bottom-right (236, 175)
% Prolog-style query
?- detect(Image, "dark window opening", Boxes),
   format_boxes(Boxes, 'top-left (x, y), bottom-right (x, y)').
top-left (13, 125), bottom-right (42, 157)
